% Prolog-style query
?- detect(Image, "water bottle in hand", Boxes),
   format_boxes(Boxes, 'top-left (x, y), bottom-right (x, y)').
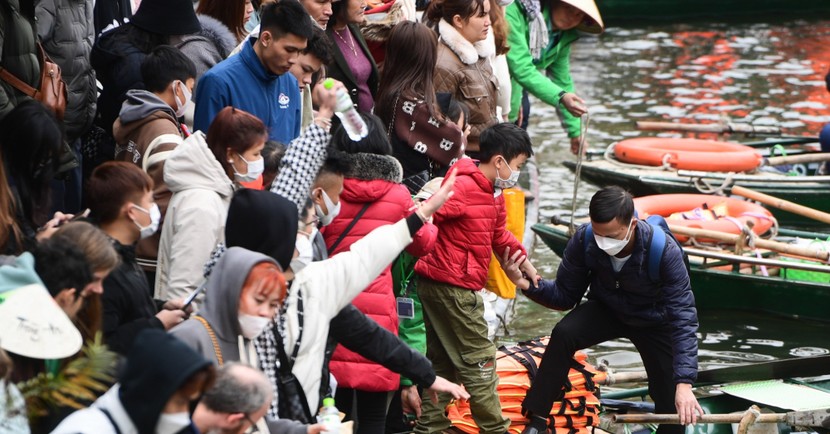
top-left (324, 78), bottom-right (367, 141)
top-left (318, 397), bottom-right (341, 434)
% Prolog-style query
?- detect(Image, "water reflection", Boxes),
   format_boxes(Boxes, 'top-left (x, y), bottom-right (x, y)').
top-left (511, 18), bottom-right (830, 370)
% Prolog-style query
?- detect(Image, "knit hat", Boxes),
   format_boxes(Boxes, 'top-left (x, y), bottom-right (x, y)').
top-left (130, 0), bottom-right (201, 35)
top-left (0, 253), bottom-right (82, 359)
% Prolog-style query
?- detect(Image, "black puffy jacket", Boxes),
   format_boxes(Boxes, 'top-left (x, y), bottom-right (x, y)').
top-left (523, 222), bottom-right (699, 384)
top-left (0, 0), bottom-right (39, 122)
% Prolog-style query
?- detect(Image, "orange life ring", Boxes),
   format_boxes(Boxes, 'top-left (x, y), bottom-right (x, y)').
top-left (614, 138), bottom-right (762, 172)
top-left (634, 194), bottom-right (775, 242)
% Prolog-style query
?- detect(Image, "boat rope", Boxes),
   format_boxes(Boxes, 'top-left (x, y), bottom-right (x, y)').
top-left (691, 173), bottom-right (735, 195)
top-left (569, 113), bottom-right (591, 236)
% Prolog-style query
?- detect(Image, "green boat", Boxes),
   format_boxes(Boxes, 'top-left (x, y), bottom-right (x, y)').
top-left (598, 0), bottom-right (830, 23)
top-left (531, 222), bottom-right (830, 323)
top-left (563, 141), bottom-right (830, 229)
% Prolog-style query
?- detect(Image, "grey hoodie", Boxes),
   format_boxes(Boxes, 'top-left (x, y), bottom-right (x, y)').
top-left (170, 246), bottom-right (278, 365)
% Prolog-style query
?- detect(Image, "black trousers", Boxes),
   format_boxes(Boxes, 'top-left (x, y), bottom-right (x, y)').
top-left (522, 300), bottom-right (684, 434)
top-left (335, 387), bottom-right (391, 434)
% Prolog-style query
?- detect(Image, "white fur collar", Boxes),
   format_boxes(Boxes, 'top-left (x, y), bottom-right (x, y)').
top-left (438, 19), bottom-right (495, 65)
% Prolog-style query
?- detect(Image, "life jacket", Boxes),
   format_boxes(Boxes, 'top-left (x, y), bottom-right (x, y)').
top-left (446, 337), bottom-right (606, 434)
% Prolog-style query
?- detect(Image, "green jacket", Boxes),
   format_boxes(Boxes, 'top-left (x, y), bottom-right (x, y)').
top-left (0, 0), bottom-right (39, 122)
top-left (505, 2), bottom-right (581, 137)
top-left (391, 252), bottom-right (425, 387)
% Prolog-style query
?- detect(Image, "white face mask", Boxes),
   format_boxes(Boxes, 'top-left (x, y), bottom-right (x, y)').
top-left (234, 153), bottom-right (265, 183)
top-left (156, 412), bottom-right (191, 434)
top-left (238, 314), bottom-right (271, 339)
top-left (291, 232), bottom-right (314, 274)
top-left (131, 203), bottom-right (161, 239)
top-left (173, 80), bottom-right (192, 119)
top-left (594, 220), bottom-right (634, 256)
top-left (494, 157), bottom-right (520, 189)
top-left (314, 189), bottom-right (341, 226)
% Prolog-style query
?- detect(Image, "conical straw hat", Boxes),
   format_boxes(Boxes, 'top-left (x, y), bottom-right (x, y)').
top-left (561, 0), bottom-right (604, 34)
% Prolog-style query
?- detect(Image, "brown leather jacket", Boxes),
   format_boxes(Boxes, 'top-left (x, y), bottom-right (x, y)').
top-left (433, 19), bottom-right (499, 152)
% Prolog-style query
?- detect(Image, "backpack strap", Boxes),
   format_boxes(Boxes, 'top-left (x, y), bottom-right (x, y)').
top-left (645, 217), bottom-right (666, 283)
top-left (328, 202), bottom-right (371, 254)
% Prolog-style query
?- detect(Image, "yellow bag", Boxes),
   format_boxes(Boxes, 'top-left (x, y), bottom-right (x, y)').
top-left (485, 187), bottom-right (526, 299)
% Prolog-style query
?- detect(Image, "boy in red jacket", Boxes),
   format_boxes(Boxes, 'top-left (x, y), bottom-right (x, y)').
top-left (413, 123), bottom-right (538, 434)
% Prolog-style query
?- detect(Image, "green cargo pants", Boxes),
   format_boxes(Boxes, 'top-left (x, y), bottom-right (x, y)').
top-left (414, 277), bottom-right (509, 434)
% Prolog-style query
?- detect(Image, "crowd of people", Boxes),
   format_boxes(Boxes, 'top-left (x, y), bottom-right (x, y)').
top-left (0, 0), bottom-right (706, 433)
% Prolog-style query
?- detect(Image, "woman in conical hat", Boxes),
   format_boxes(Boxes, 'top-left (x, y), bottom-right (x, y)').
top-left (504, 0), bottom-right (603, 153)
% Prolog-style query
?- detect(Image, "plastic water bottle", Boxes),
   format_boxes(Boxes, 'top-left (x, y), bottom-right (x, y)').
top-left (317, 397), bottom-right (341, 434)
top-left (324, 78), bottom-right (367, 141)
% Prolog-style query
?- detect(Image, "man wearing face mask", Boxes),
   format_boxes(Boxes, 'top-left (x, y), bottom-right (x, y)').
top-left (503, 186), bottom-right (702, 434)
top-left (52, 329), bottom-right (216, 434)
top-left (113, 46), bottom-right (198, 285)
top-left (87, 162), bottom-right (190, 356)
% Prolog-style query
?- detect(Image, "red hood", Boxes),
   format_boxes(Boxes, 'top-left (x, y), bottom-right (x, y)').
top-left (341, 178), bottom-right (397, 203)
top-left (448, 157), bottom-right (494, 194)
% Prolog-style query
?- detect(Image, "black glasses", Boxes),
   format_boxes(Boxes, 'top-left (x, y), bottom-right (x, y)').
top-left (244, 414), bottom-right (261, 433)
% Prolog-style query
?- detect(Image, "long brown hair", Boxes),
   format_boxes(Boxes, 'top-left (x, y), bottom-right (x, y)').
top-left (376, 22), bottom-right (440, 126)
top-left (489, 0), bottom-right (509, 55)
top-left (197, 0), bottom-right (248, 42)
top-left (0, 156), bottom-right (22, 253)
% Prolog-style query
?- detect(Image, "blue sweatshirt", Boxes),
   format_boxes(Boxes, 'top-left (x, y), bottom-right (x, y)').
top-left (193, 38), bottom-right (301, 143)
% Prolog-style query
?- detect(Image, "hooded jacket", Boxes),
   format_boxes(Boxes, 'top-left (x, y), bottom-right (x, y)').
top-left (322, 152), bottom-right (437, 392)
top-left (522, 223), bottom-right (699, 384)
top-left (113, 89), bottom-right (184, 272)
top-left (156, 131), bottom-right (234, 301)
top-left (171, 247), bottom-right (278, 366)
top-left (504, 2), bottom-right (581, 137)
top-left (35, 0), bottom-right (96, 139)
top-left (193, 38), bottom-right (301, 143)
top-left (176, 14), bottom-right (237, 82)
top-left (0, 0), bottom-right (39, 122)
top-left (415, 157), bottom-right (526, 289)
top-left (433, 19), bottom-right (499, 151)
top-left (226, 189), bottom-right (297, 271)
top-left (52, 329), bottom-right (212, 434)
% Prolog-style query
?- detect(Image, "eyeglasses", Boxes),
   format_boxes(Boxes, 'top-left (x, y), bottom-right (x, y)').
top-left (244, 414), bottom-right (261, 433)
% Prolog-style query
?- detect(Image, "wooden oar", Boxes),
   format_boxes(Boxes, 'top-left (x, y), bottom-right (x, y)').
top-left (636, 121), bottom-right (781, 135)
top-left (731, 185), bottom-right (830, 225)
top-left (613, 407), bottom-right (830, 427)
top-left (765, 152), bottom-right (830, 166)
top-left (684, 247), bottom-right (830, 274)
top-left (668, 225), bottom-right (830, 261)
top-left (600, 354), bottom-right (830, 386)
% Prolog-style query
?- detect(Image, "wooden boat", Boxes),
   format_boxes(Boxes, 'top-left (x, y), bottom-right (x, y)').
top-left (564, 138), bottom-right (830, 228)
top-left (598, 0), bottom-right (830, 22)
top-left (530, 221), bottom-right (830, 322)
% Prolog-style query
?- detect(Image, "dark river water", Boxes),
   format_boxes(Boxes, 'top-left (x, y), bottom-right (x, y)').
top-left (506, 17), bottom-right (830, 378)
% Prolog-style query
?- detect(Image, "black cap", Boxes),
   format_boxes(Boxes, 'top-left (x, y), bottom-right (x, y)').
top-left (130, 0), bottom-right (201, 35)
top-left (226, 189), bottom-right (299, 271)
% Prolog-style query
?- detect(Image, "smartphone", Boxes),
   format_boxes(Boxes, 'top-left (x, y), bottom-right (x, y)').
top-left (59, 209), bottom-right (90, 226)
top-left (182, 283), bottom-right (206, 309)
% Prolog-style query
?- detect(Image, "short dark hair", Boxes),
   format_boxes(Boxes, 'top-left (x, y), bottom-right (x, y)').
top-left (262, 140), bottom-right (286, 189)
top-left (440, 95), bottom-right (470, 128)
top-left (141, 45), bottom-right (197, 93)
top-left (33, 237), bottom-right (93, 298)
top-left (87, 162), bottom-right (154, 224)
top-left (260, 0), bottom-right (313, 41)
top-left (478, 123), bottom-right (534, 163)
top-left (305, 25), bottom-right (333, 64)
top-left (318, 147), bottom-right (352, 177)
top-left (589, 186), bottom-right (635, 224)
top-left (332, 112), bottom-right (392, 156)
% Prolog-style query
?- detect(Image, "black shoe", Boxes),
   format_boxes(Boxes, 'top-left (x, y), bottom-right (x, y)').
top-left (520, 414), bottom-right (549, 434)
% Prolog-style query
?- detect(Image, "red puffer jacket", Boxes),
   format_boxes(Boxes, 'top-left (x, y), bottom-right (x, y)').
top-left (415, 157), bottom-right (526, 289)
top-left (322, 153), bottom-right (437, 392)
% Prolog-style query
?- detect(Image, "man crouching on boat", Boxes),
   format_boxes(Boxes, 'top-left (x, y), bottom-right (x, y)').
top-left (503, 186), bottom-right (702, 434)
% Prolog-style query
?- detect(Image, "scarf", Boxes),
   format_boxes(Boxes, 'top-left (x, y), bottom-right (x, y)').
top-left (517, 0), bottom-right (549, 61)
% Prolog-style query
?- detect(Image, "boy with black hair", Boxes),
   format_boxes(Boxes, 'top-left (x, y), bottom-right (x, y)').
top-left (33, 237), bottom-right (94, 320)
top-left (87, 161), bottom-right (188, 355)
top-left (290, 24), bottom-right (334, 131)
top-left (194, 0), bottom-right (314, 143)
top-left (113, 45), bottom-right (197, 282)
top-left (504, 186), bottom-right (701, 434)
top-left (413, 122), bottom-right (538, 434)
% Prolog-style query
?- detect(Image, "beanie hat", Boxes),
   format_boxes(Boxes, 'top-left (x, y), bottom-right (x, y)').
top-left (0, 253), bottom-right (82, 359)
top-left (130, 0), bottom-right (201, 35)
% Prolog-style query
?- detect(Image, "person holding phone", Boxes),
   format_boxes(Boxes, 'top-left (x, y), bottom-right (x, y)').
top-left (86, 162), bottom-right (190, 355)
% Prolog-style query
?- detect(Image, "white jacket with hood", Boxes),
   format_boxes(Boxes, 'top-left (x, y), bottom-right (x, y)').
top-left (155, 131), bottom-right (235, 301)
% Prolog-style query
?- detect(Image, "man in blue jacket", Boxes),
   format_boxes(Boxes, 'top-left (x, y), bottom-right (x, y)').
top-left (194, 0), bottom-right (312, 143)
top-left (504, 186), bottom-right (702, 434)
